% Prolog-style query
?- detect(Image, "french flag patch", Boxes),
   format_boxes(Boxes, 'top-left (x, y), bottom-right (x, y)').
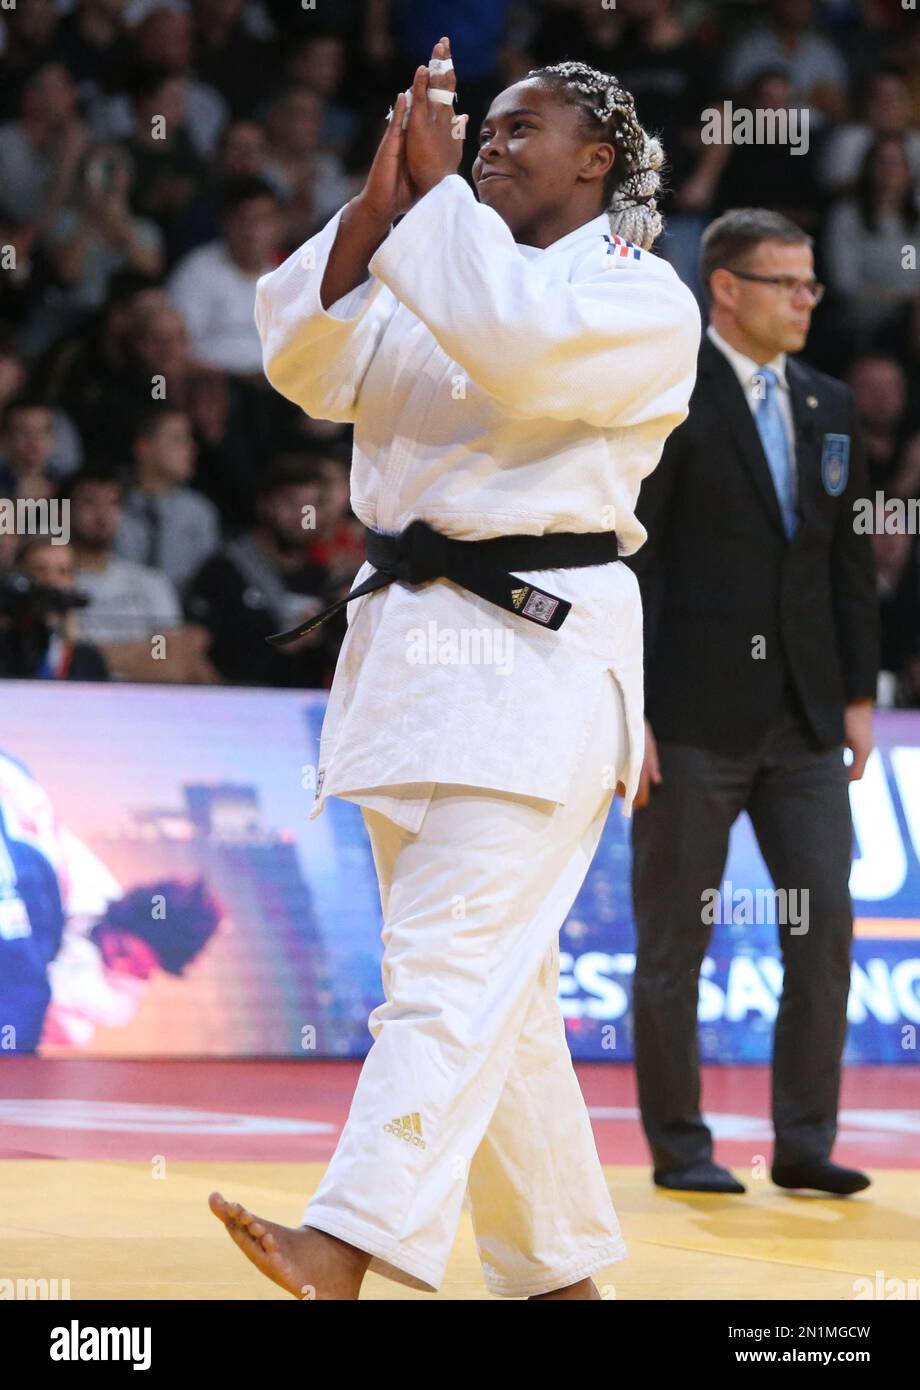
top-left (603, 233), bottom-right (641, 260)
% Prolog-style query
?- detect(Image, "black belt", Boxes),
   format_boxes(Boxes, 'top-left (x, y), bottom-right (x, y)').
top-left (265, 519), bottom-right (621, 647)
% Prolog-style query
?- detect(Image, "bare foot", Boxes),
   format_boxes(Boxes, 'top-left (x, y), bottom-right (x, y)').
top-left (208, 1192), bottom-right (371, 1299)
top-left (529, 1277), bottom-right (603, 1300)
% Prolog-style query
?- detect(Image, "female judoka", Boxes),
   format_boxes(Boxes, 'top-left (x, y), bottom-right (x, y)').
top-left (209, 36), bottom-right (700, 1300)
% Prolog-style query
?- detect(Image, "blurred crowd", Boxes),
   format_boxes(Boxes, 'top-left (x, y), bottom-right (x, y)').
top-left (0, 0), bottom-right (919, 701)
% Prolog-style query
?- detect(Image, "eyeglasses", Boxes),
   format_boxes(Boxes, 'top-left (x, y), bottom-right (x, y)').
top-left (723, 268), bottom-right (825, 303)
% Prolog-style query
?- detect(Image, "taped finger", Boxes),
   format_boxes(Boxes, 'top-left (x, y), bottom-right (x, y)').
top-left (399, 87), bottom-right (457, 128)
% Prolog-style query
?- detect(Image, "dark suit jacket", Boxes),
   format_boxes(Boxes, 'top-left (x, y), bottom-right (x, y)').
top-left (626, 335), bottom-right (878, 750)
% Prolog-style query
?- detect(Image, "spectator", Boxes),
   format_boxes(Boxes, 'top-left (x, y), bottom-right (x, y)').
top-left (0, 0), bottom-right (62, 121)
top-left (301, 445), bottom-right (365, 596)
top-left (75, 296), bottom-right (292, 524)
top-left (66, 467), bottom-right (215, 682)
top-left (824, 135), bottom-right (920, 345)
top-left (0, 0), bottom-right (917, 703)
top-left (34, 271), bottom-right (165, 443)
top-left (262, 88), bottom-right (352, 222)
top-left (0, 62), bottom-right (90, 241)
top-left (52, 0), bottom-right (132, 107)
top-left (184, 456), bottom-right (341, 688)
top-left (124, 64), bottom-right (207, 258)
top-left (845, 354), bottom-right (916, 491)
top-left (281, 32), bottom-right (361, 159)
top-left (167, 176), bottom-right (282, 375)
top-left (173, 118), bottom-right (276, 254)
top-left (0, 344), bottom-right (28, 422)
top-left (530, 0), bottom-right (626, 73)
top-left (115, 406), bottom-right (221, 587)
top-left (616, 0), bottom-right (720, 301)
top-left (91, 6), bottom-right (229, 159)
top-left (3, 536), bottom-right (110, 681)
top-left (217, 119), bottom-right (274, 182)
top-left (0, 211), bottom-right (50, 337)
top-left (820, 68), bottom-right (920, 196)
top-left (0, 382), bottom-right (82, 481)
top-left (722, 0), bottom-right (849, 125)
top-left (0, 399), bottom-right (58, 497)
top-left (39, 142), bottom-right (164, 343)
top-left (190, 0), bottom-right (277, 120)
top-left (122, 302), bottom-right (275, 522)
top-left (711, 67), bottom-right (823, 231)
top-left (901, 28), bottom-right (920, 127)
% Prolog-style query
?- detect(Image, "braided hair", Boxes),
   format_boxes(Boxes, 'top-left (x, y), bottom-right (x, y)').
top-left (526, 60), bottom-right (665, 250)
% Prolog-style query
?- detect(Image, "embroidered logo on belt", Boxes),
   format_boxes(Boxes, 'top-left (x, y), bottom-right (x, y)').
top-left (384, 1113), bottom-right (427, 1149)
top-left (522, 591), bottom-right (560, 624)
top-left (510, 586), bottom-right (528, 609)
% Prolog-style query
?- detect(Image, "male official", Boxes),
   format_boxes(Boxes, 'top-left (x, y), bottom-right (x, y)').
top-left (627, 208), bottom-right (878, 1196)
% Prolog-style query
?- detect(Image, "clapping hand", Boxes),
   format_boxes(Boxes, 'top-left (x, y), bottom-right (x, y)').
top-left (404, 36), bottom-right (466, 197)
top-left (359, 36), bottom-right (466, 225)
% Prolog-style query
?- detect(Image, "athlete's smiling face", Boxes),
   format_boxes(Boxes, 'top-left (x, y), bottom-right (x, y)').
top-left (472, 80), bottom-right (614, 241)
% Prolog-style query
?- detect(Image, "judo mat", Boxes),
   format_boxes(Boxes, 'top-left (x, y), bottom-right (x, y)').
top-left (1, 1059), bottom-right (917, 1300)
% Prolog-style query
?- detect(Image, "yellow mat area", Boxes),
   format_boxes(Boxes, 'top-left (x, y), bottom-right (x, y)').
top-left (2, 1162), bottom-right (916, 1300)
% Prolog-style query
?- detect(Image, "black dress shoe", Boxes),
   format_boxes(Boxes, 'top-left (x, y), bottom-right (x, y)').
top-left (772, 1160), bottom-right (871, 1195)
top-left (654, 1160), bottom-right (746, 1193)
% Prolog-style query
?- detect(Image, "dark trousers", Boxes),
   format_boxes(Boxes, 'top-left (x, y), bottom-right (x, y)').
top-left (630, 703), bottom-right (854, 1172)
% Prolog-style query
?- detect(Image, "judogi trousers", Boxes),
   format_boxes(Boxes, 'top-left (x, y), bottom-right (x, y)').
top-left (302, 672), bottom-right (629, 1297)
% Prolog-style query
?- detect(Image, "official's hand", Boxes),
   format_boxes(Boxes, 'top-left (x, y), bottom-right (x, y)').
top-left (844, 700), bottom-right (874, 781)
top-left (405, 36), bottom-right (465, 197)
top-left (633, 719), bottom-right (662, 810)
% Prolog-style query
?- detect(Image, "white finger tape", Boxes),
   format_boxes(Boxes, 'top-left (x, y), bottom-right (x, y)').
top-left (428, 57), bottom-right (454, 75)
top-left (396, 87), bottom-right (457, 128)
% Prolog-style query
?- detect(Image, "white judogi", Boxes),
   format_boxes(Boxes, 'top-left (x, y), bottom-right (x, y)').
top-left (254, 174), bottom-right (700, 1294)
top-left (255, 174), bottom-right (701, 830)
top-left (308, 671), bottom-right (630, 1296)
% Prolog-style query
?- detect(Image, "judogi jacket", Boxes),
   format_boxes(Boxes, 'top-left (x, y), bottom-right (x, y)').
top-left (254, 174), bottom-right (701, 830)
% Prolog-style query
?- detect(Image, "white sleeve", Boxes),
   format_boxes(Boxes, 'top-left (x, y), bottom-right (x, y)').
top-left (254, 201), bottom-right (398, 423)
top-left (367, 175), bottom-right (701, 431)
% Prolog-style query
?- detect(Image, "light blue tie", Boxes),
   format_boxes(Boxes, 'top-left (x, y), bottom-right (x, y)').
top-left (754, 367), bottom-right (797, 540)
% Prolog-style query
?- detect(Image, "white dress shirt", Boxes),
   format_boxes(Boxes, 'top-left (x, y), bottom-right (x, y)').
top-left (255, 174), bottom-right (701, 829)
top-left (706, 322), bottom-right (798, 476)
